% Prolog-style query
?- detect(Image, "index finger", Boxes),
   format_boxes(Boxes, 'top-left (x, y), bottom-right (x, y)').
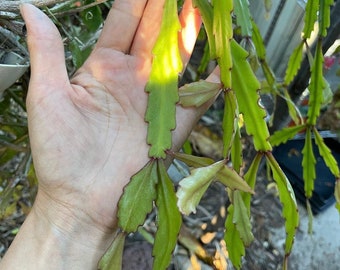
top-left (95, 0), bottom-right (148, 53)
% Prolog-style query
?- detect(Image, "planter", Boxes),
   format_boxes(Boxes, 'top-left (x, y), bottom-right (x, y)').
top-left (273, 131), bottom-right (340, 214)
top-left (0, 51), bottom-right (29, 96)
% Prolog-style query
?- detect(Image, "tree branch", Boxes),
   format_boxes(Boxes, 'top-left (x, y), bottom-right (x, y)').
top-left (0, 0), bottom-right (70, 13)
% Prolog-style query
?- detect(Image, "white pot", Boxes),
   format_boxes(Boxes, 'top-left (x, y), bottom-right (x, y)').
top-left (0, 52), bottom-right (29, 95)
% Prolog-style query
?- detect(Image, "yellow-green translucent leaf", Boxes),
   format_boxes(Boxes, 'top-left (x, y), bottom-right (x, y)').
top-left (313, 128), bottom-right (340, 177)
top-left (213, 0), bottom-right (233, 88)
top-left (225, 205), bottom-right (245, 269)
top-left (319, 0), bottom-right (333, 37)
top-left (266, 152), bottom-right (299, 255)
top-left (307, 41), bottom-right (325, 125)
top-left (234, 0), bottom-right (252, 37)
top-left (98, 232), bottom-right (125, 270)
top-left (284, 41), bottom-right (304, 85)
top-left (145, 0), bottom-right (182, 158)
top-left (177, 161), bottom-right (225, 215)
top-left (222, 90), bottom-right (239, 157)
top-left (231, 40), bottom-right (272, 151)
top-left (179, 80), bottom-right (222, 107)
top-left (153, 160), bottom-right (182, 270)
top-left (269, 125), bottom-right (306, 146)
top-left (118, 161), bottom-right (157, 232)
top-left (302, 127), bottom-right (316, 198)
top-left (303, 0), bottom-right (319, 39)
top-left (232, 191), bottom-right (254, 246)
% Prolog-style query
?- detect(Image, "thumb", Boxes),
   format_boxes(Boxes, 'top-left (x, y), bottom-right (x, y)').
top-left (20, 4), bottom-right (69, 93)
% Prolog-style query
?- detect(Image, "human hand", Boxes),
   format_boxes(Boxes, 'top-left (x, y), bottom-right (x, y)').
top-left (0, 1), bottom-right (219, 269)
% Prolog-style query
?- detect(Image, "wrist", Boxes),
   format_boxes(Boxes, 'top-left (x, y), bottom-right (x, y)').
top-left (1, 190), bottom-right (115, 270)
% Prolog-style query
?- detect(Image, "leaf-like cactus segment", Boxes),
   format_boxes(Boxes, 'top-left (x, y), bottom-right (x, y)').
top-left (153, 160), bottom-right (182, 270)
top-left (118, 160), bottom-right (158, 232)
top-left (284, 41), bottom-right (304, 85)
top-left (319, 0), bottom-right (333, 37)
top-left (231, 40), bottom-right (272, 151)
top-left (303, 0), bottom-right (319, 39)
top-left (145, 0), bottom-right (182, 158)
top-left (313, 127), bottom-right (339, 177)
top-left (213, 0), bottom-right (233, 88)
top-left (302, 127), bottom-right (316, 198)
top-left (234, 0), bottom-right (252, 37)
top-left (266, 152), bottom-right (299, 256)
top-left (98, 232), bottom-right (125, 270)
top-left (269, 125), bottom-right (305, 146)
top-left (307, 41), bottom-right (325, 125)
top-left (222, 90), bottom-right (239, 158)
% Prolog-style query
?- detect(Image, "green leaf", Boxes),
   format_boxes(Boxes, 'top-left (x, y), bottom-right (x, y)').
top-left (98, 232), bottom-right (125, 270)
top-left (313, 128), bottom-right (339, 177)
top-left (261, 61), bottom-right (276, 88)
top-left (177, 161), bottom-right (225, 215)
top-left (118, 160), bottom-right (158, 232)
top-left (302, 0), bottom-right (319, 39)
top-left (307, 41), bottom-right (325, 125)
top-left (231, 125), bottom-right (243, 173)
top-left (233, 0), bottom-right (252, 37)
top-left (69, 40), bottom-right (87, 69)
top-left (153, 160), bottom-right (182, 270)
top-left (318, 0), bottom-right (333, 37)
top-left (251, 20), bottom-right (266, 60)
top-left (145, 0), bottom-right (182, 158)
top-left (213, 0), bottom-right (233, 88)
top-left (222, 90), bottom-right (239, 157)
top-left (302, 127), bottom-right (316, 198)
top-left (172, 152), bottom-right (215, 167)
top-left (80, 0), bottom-right (102, 32)
top-left (233, 191), bottom-right (254, 246)
top-left (231, 40), bottom-right (272, 151)
top-left (284, 41), bottom-right (304, 85)
top-left (269, 125), bottom-right (306, 146)
top-left (225, 205), bottom-right (245, 269)
top-left (179, 80), bottom-right (222, 107)
top-left (243, 152), bottom-right (263, 212)
top-left (193, 0), bottom-right (216, 58)
top-left (224, 154), bottom-right (262, 266)
top-left (266, 152), bottom-right (299, 256)
top-left (283, 88), bottom-right (303, 125)
top-left (335, 179), bottom-right (340, 214)
top-left (217, 165), bottom-right (254, 193)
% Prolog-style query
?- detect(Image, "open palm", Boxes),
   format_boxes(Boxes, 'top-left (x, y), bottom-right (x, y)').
top-left (22, 0), bottom-right (218, 235)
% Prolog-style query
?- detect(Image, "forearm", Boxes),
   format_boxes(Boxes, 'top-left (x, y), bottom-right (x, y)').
top-left (0, 193), bottom-right (115, 270)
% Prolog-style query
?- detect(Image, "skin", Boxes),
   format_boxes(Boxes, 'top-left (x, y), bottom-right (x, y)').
top-left (0, 0), bottom-right (219, 269)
